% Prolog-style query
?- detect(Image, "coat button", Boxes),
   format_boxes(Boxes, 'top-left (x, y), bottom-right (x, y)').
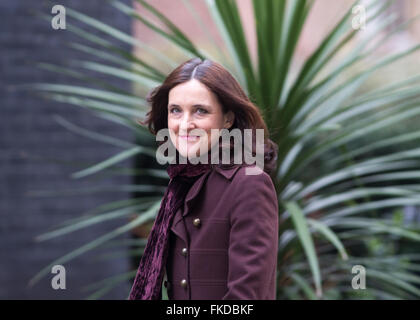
top-left (193, 218), bottom-right (201, 227)
top-left (180, 279), bottom-right (188, 288)
top-left (181, 247), bottom-right (188, 256)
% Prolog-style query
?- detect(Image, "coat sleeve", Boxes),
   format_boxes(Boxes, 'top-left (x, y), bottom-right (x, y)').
top-left (222, 170), bottom-right (279, 300)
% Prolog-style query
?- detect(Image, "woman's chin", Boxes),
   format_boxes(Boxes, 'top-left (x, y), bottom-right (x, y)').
top-left (177, 146), bottom-right (208, 160)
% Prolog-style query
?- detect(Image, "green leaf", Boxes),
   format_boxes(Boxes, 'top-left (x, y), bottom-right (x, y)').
top-left (307, 218), bottom-right (349, 261)
top-left (28, 200), bottom-right (162, 287)
top-left (71, 146), bottom-right (155, 179)
top-left (290, 272), bottom-right (318, 300)
top-left (285, 201), bottom-right (323, 298)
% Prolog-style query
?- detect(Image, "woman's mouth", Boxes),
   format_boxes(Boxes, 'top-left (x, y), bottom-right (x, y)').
top-left (179, 135), bottom-right (200, 142)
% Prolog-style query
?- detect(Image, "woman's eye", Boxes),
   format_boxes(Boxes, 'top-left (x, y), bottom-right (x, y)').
top-left (169, 107), bottom-right (207, 114)
top-left (197, 108), bottom-right (208, 114)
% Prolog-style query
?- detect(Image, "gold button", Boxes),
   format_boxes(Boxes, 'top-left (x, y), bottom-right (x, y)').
top-left (193, 218), bottom-right (201, 227)
top-left (180, 279), bottom-right (187, 288)
top-left (181, 247), bottom-right (188, 256)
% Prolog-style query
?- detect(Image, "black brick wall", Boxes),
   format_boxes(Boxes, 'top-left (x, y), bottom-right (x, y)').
top-left (1, 0), bottom-right (138, 299)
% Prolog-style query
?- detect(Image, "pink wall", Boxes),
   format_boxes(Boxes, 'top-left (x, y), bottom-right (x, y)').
top-left (132, 0), bottom-right (420, 67)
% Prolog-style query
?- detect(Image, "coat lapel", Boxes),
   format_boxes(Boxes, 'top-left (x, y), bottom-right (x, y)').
top-left (170, 207), bottom-right (187, 244)
top-left (169, 165), bottom-right (241, 244)
top-left (170, 170), bottom-right (211, 243)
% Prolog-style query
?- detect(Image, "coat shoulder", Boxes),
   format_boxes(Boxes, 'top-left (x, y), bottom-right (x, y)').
top-left (208, 164), bottom-right (278, 216)
top-left (231, 164), bottom-right (275, 189)
top-left (213, 163), bottom-right (273, 183)
top-left (212, 163), bottom-right (277, 201)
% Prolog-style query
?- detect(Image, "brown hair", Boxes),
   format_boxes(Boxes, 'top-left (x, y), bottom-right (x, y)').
top-left (138, 58), bottom-right (278, 176)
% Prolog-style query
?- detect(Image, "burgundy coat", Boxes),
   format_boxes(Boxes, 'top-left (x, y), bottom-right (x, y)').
top-left (164, 163), bottom-right (279, 300)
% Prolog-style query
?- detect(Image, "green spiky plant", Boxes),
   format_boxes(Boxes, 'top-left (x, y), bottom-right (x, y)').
top-left (27, 0), bottom-right (420, 299)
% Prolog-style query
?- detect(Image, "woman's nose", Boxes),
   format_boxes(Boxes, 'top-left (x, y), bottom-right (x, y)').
top-left (179, 113), bottom-right (194, 130)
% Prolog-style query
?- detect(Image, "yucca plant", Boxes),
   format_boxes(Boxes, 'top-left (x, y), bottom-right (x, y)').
top-left (27, 0), bottom-right (420, 299)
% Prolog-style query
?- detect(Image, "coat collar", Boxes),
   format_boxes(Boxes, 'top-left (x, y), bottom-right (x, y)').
top-left (181, 164), bottom-right (242, 217)
top-left (213, 164), bottom-right (242, 180)
top-left (170, 170), bottom-right (211, 243)
top-left (170, 164), bottom-right (243, 244)
top-left (182, 165), bottom-right (241, 216)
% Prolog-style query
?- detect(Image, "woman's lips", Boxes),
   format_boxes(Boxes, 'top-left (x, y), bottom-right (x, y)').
top-left (179, 135), bottom-right (200, 142)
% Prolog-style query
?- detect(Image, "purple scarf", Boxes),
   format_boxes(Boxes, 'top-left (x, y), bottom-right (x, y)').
top-left (128, 158), bottom-right (212, 300)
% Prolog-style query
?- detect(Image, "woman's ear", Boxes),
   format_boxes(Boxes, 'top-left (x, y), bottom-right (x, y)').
top-left (224, 111), bottom-right (235, 129)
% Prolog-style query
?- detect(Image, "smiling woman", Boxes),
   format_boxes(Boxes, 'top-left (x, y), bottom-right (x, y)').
top-left (167, 78), bottom-right (235, 159)
top-left (139, 57), bottom-right (278, 171)
top-left (129, 58), bottom-right (279, 300)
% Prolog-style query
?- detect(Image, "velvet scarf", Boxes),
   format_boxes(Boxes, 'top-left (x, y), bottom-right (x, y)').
top-left (128, 157), bottom-right (212, 300)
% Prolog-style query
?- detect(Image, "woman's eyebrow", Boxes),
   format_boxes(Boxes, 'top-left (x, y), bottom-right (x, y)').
top-left (168, 103), bottom-right (212, 109)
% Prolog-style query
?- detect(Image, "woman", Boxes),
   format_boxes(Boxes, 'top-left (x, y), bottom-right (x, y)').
top-left (128, 58), bottom-right (279, 300)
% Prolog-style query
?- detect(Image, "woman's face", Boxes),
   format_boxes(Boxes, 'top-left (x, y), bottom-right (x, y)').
top-left (167, 79), bottom-right (234, 159)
